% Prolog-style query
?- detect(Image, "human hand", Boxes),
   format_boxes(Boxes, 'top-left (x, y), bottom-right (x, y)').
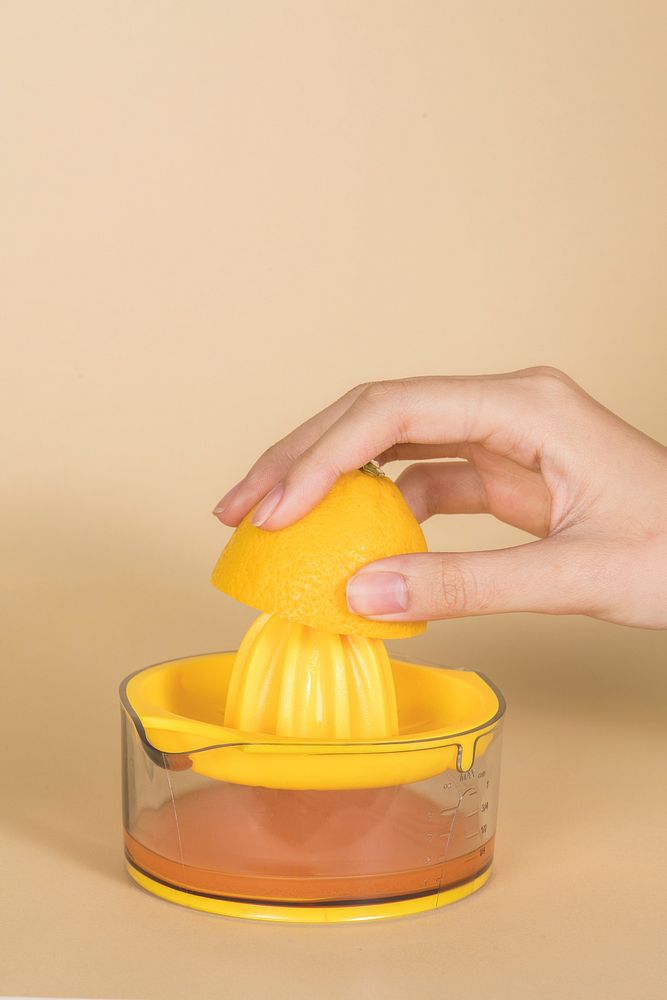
top-left (213, 369), bottom-right (667, 629)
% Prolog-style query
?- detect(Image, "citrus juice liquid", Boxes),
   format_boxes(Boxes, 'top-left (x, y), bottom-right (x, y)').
top-left (125, 782), bottom-right (493, 906)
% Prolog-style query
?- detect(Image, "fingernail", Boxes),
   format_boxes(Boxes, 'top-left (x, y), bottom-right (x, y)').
top-left (251, 483), bottom-right (284, 527)
top-left (212, 483), bottom-right (241, 516)
top-left (346, 571), bottom-right (409, 616)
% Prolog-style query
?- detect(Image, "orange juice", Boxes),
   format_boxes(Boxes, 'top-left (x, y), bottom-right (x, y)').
top-left (125, 782), bottom-right (494, 905)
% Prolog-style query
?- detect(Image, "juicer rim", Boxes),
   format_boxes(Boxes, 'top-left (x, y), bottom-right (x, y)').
top-left (119, 649), bottom-right (506, 756)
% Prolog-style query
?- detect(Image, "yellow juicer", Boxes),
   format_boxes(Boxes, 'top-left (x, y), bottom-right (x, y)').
top-left (120, 466), bottom-right (506, 922)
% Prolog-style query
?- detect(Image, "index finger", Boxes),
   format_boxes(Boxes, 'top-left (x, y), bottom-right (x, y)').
top-left (251, 371), bottom-right (557, 531)
top-left (212, 382), bottom-right (369, 524)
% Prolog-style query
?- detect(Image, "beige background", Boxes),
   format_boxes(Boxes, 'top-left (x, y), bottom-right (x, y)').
top-left (2, 2), bottom-right (666, 998)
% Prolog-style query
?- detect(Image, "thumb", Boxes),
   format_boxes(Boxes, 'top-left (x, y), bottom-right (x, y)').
top-left (345, 536), bottom-right (596, 621)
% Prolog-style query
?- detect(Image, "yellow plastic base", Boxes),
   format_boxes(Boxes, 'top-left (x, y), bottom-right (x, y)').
top-left (126, 861), bottom-right (492, 923)
top-left (123, 652), bottom-right (503, 789)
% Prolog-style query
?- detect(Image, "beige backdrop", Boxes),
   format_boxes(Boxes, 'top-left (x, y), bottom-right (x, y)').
top-left (2, 3), bottom-right (666, 999)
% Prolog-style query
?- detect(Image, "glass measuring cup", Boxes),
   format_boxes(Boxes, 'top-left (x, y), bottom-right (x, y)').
top-left (120, 651), bottom-right (505, 922)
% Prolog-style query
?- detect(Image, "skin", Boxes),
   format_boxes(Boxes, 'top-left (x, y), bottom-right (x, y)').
top-left (213, 368), bottom-right (667, 629)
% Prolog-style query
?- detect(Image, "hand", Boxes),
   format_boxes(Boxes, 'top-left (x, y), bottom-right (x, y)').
top-left (213, 369), bottom-right (667, 629)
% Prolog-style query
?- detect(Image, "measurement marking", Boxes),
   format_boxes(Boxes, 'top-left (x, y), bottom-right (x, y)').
top-left (465, 810), bottom-right (479, 818)
top-left (465, 831), bottom-right (480, 840)
top-left (439, 807), bottom-right (458, 815)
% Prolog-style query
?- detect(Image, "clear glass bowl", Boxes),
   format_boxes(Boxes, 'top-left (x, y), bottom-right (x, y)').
top-left (120, 650), bottom-right (506, 923)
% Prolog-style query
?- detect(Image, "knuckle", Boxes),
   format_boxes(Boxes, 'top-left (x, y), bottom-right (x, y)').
top-left (243, 465), bottom-right (271, 491)
top-left (529, 365), bottom-right (567, 380)
top-left (359, 379), bottom-right (394, 405)
top-left (358, 379), bottom-right (411, 440)
top-left (294, 445), bottom-right (343, 484)
top-left (399, 463), bottom-right (438, 515)
top-left (434, 560), bottom-right (480, 616)
top-left (527, 366), bottom-right (577, 395)
top-left (360, 377), bottom-right (413, 404)
top-left (396, 461), bottom-right (422, 485)
top-left (244, 447), bottom-right (282, 484)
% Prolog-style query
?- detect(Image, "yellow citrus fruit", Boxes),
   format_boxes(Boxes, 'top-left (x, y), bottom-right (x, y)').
top-left (211, 465), bottom-right (428, 638)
